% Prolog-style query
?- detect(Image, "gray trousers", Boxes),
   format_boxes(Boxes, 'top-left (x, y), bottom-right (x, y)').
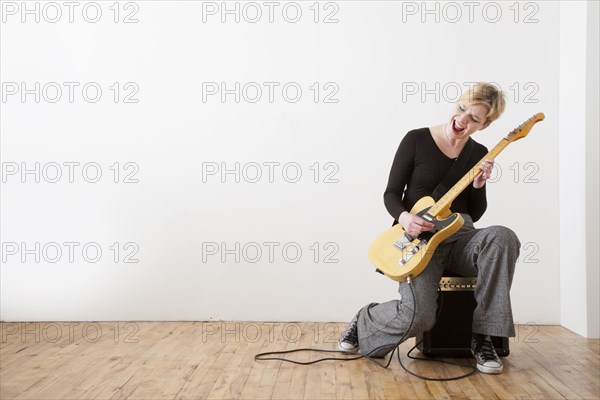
top-left (356, 214), bottom-right (520, 358)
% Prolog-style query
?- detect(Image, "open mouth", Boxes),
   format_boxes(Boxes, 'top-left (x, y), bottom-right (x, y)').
top-left (451, 119), bottom-right (465, 134)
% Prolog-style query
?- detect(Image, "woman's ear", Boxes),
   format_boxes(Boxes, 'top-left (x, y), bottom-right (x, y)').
top-left (481, 120), bottom-right (491, 130)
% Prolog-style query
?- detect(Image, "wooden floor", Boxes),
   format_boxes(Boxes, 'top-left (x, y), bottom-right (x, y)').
top-left (1, 322), bottom-right (598, 400)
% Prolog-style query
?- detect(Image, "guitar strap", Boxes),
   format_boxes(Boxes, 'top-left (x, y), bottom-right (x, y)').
top-left (431, 137), bottom-right (475, 201)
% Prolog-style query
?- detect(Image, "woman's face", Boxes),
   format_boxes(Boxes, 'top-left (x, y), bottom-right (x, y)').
top-left (446, 102), bottom-right (489, 140)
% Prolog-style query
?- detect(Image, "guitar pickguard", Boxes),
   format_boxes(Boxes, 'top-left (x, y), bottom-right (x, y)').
top-left (415, 208), bottom-right (460, 242)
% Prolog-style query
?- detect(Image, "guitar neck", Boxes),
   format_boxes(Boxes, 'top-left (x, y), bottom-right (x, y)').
top-left (428, 138), bottom-right (511, 217)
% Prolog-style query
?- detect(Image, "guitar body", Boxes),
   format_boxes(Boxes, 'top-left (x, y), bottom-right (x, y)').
top-left (368, 196), bottom-right (464, 282)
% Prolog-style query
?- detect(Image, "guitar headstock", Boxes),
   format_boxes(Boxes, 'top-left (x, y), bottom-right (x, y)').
top-left (506, 112), bottom-right (545, 142)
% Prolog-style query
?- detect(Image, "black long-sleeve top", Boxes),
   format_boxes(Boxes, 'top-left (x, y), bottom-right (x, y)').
top-left (384, 127), bottom-right (488, 223)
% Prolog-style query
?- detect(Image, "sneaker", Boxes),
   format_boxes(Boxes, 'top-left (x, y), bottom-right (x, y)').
top-left (338, 315), bottom-right (359, 353)
top-left (471, 334), bottom-right (503, 374)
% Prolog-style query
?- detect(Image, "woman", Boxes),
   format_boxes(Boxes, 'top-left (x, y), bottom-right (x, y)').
top-left (339, 82), bottom-right (520, 375)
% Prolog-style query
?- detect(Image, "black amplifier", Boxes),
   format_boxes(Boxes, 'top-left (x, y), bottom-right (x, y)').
top-left (416, 276), bottom-right (510, 357)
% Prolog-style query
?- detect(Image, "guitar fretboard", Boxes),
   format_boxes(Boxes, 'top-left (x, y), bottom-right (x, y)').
top-left (428, 138), bottom-right (511, 217)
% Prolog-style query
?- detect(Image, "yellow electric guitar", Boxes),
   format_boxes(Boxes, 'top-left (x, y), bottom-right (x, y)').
top-left (368, 113), bottom-right (545, 282)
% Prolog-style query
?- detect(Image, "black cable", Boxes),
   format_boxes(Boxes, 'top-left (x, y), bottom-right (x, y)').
top-left (254, 276), bottom-right (417, 370)
top-left (254, 277), bottom-right (477, 381)
top-left (253, 348), bottom-right (364, 365)
top-left (394, 284), bottom-right (477, 381)
top-left (395, 338), bottom-right (476, 381)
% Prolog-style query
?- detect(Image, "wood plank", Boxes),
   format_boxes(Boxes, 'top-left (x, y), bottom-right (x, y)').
top-left (285, 323), bottom-right (324, 400)
top-left (254, 323), bottom-right (288, 400)
top-left (1, 324), bottom-right (598, 400)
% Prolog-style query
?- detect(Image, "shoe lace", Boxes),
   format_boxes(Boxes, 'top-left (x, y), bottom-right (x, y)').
top-left (479, 338), bottom-right (498, 362)
top-left (341, 318), bottom-right (358, 343)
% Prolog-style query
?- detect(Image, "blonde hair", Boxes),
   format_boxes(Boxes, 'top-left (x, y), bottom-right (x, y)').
top-left (459, 82), bottom-right (506, 125)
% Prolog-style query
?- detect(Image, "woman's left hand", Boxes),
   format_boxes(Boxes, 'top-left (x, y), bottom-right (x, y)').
top-left (473, 158), bottom-right (494, 189)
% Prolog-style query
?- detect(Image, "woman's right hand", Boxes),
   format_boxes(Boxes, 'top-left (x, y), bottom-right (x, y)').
top-left (398, 211), bottom-right (436, 237)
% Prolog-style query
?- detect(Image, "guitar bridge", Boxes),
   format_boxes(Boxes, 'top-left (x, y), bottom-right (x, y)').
top-left (399, 239), bottom-right (428, 266)
top-left (393, 235), bottom-right (412, 250)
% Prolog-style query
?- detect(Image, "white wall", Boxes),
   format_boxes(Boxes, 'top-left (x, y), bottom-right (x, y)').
top-left (558, 0), bottom-right (600, 339)
top-left (559, 0), bottom-right (587, 337)
top-left (585, 0), bottom-right (599, 339)
top-left (1, 1), bottom-right (563, 325)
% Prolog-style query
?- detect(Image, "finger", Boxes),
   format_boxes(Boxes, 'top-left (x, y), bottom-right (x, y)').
top-left (418, 218), bottom-right (435, 228)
